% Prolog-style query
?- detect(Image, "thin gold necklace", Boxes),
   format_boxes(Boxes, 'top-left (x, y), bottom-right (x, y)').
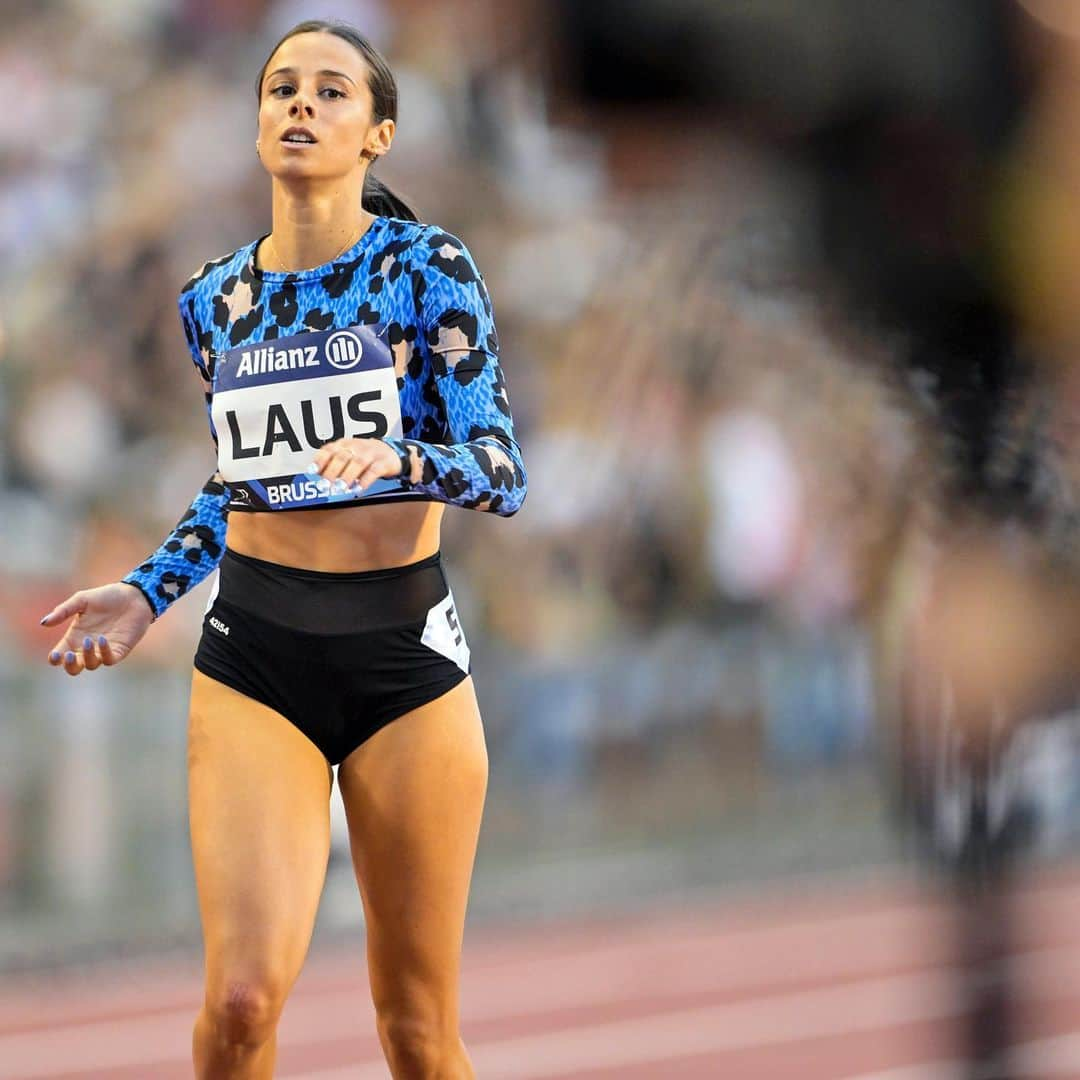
top-left (266, 222), bottom-right (365, 272)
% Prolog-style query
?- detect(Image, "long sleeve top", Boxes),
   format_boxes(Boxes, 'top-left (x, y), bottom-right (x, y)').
top-left (122, 216), bottom-right (526, 618)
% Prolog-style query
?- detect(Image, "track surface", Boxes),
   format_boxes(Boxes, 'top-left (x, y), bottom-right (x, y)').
top-left (4, 866), bottom-right (1080, 1079)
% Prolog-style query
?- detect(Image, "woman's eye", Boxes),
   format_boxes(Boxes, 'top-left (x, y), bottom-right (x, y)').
top-left (269, 85), bottom-right (344, 99)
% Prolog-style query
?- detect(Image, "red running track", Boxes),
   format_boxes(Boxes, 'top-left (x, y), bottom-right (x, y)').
top-left (4, 866), bottom-right (1080, 1079)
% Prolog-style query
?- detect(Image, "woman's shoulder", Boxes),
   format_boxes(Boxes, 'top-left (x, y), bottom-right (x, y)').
top-left (383, 217), bottom-right (476, 261)
top-left (178, 243), bottom-right (252, 298)
top-left (384, 220), bottom-right (487, 302)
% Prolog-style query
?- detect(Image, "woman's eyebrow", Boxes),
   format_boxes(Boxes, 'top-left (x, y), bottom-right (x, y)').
top-left (267, 66), bottom-right (357, 86)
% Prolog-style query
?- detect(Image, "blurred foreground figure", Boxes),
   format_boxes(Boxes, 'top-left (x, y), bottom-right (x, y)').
top-left (907, 530), bottom-right (1079, 749)
top-left (894, 522), bottom-right (1080, 1079)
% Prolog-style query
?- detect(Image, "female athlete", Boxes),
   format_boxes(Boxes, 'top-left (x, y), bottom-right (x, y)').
top-left (39, 19), bottom-right (526, 1079)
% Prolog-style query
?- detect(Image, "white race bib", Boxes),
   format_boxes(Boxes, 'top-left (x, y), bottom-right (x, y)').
top-left (210, 323), bottom-right (407, 510)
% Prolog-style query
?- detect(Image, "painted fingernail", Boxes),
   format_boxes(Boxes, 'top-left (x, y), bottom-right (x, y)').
top-left (333, 479), bottom-right (347, 493)
top-left (306, 463), bottom-right (320, 474)
top-left (39, 615), bottom-right (49, 625)
top-left (316, 479), bottom-right (330, 492)
top-left (83, 636), bottom-right (94, 651)
top-left (353, 481), bottom-right (364, 492)
top-left (49, 651), bottom-right (61, 662)
top-left (64, 651), bottom-right (76, 664)
top-left (98, 635), bottom-right (108, 647)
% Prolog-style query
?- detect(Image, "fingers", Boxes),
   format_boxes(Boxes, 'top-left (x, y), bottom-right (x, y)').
top-left (47, 647), bottom-right (84, 676)
top-left (40, 591), bottom-right (87, 628)
top-left (334, 452), bottom-right (368, 491)
top-left (352, 459), bottom-right (385, 492)
top-left (311, 441), bottom-right (347, 480)
top-left (309, 439), bottom-right (397, 493)
top-left (97, 636), bottom-right (119, 666)
top-left (47, 635), bottom-right (115, 676)
top-left (314, 442), bottom-right (354, 483)
top-left (82, 635), bottom-right (119, 670)
top-left (79, 636), bottom-right (100, 672)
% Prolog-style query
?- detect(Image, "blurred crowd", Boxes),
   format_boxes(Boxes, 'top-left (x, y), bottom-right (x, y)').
top-left (4, 0), bottom-right (1080, 954)
top-left (0, 0), bottom-right (939, 659)
top-left (0, 0), bottom-right (921, 707)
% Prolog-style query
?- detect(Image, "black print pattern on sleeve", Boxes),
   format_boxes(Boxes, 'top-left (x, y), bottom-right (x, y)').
top-left (121, 471), bottom-right (229, 618)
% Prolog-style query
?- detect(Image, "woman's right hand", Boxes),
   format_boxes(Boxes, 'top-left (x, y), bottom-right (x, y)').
top-left (41, 583), bottom-right (155, 675)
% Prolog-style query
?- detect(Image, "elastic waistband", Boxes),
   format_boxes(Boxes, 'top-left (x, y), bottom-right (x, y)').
top-left (223, 546), bottom-right (442, 582)
top-left (216, 547), bottom-right (448, 635)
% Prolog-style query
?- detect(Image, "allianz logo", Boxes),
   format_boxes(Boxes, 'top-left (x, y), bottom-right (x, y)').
top-left (235, 329), bottom-right (363, 377)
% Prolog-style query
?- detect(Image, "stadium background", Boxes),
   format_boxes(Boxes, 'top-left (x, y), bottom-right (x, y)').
top-left (2, 0), bottom-right (1080, 1076)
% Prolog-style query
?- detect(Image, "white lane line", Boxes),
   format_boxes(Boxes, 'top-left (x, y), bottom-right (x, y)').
top-left (0, 894), bottom-right (955, 1079)
top-left (1018, 1032), bottom-right (1080, 1074)
top-left (285, 966), bottom-right (963, 1079)
top-left (285, 948), bottom-right (1080, 1080)
top-left (458, 901), bottom-right (951, 1020)
top-left (0, 989), bottom-right (373, 1080)
top-left (837, 1066), bottom-right (962, 1080)
top-left (8, 935), bottom-right (1080, 1079)
top-left (0, 896), bottom-right (950, 1036)
top-left (840, 1029), bottom-right (1080, 1079)
top-left (0, 960), bottom-right (949, 1080)
top-left (7, 877), bottom-right (1080, 1078)
top-left (8, 866), bottom-right (1080, 1035)
top-left (6, 867), bottom-right (1080, 1032)
top-left (0, 898), bottom-right (945, 1075)
top-left (0, 898), bottom-right (940, 1031)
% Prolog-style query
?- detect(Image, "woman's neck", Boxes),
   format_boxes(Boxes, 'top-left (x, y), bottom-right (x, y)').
top-left (263, 184), bottom-right (372, 271)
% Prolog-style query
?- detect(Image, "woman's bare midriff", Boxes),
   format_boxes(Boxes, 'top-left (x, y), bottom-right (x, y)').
top-left (226, 500), bottom-right (445, 573)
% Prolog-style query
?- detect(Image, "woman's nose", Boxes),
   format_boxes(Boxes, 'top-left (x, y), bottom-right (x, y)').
top-left (289, 97), bottom-right (314, 118)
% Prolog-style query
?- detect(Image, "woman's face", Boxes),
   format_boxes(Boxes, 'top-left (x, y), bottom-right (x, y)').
top-left (257, 32), bottom-right (394, 184)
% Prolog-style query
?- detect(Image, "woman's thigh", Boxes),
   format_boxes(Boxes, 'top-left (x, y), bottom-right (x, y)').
top-left (337, 676), bottom-right (488, 1019)
top-left (188, 669), bottom-right (333, 992)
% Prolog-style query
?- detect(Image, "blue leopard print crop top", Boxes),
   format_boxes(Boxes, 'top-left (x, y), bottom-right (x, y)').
top-left (121, 216), bottom-right (526, 618)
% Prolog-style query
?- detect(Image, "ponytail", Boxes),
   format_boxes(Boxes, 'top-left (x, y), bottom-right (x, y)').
top-left (363, 171), bottom-right (419, 222)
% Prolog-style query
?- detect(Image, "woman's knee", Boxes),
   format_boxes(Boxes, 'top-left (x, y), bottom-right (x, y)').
top-left (203, 976), bottom-right (287, 1049)
top-left (375, 1000), bottom-right (461, 1077)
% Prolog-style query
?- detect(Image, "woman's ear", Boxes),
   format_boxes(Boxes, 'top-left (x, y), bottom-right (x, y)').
top-left (370, 118), bottom-right (395, 157)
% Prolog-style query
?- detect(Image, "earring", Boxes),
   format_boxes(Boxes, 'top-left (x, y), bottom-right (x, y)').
top-left (255, 140), bottom-right (261, 156)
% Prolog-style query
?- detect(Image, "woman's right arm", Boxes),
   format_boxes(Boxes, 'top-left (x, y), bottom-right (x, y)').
top-left (119, 471), bottom-right (229, 618)
top-left (121, 282), bottom-right (231, 618)
top-left (42, 280), bottom-right (229, 673)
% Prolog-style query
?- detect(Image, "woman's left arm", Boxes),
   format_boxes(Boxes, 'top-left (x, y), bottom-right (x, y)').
top-left (386, 230), bottom-right (526, 516)
top-left (312, 230), bottom-right (527, 515)
top-left (384, 364), bottom-right (526, 516)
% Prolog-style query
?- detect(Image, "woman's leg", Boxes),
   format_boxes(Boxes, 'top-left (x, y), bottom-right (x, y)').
top-left (337, 676), bottom-right (488, 1079)
top-left (188, 669), bottom-right (333, 1079)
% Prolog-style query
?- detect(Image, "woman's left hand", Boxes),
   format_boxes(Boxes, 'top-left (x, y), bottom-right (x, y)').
top-left (308, 437), bottom-right (404, 493)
